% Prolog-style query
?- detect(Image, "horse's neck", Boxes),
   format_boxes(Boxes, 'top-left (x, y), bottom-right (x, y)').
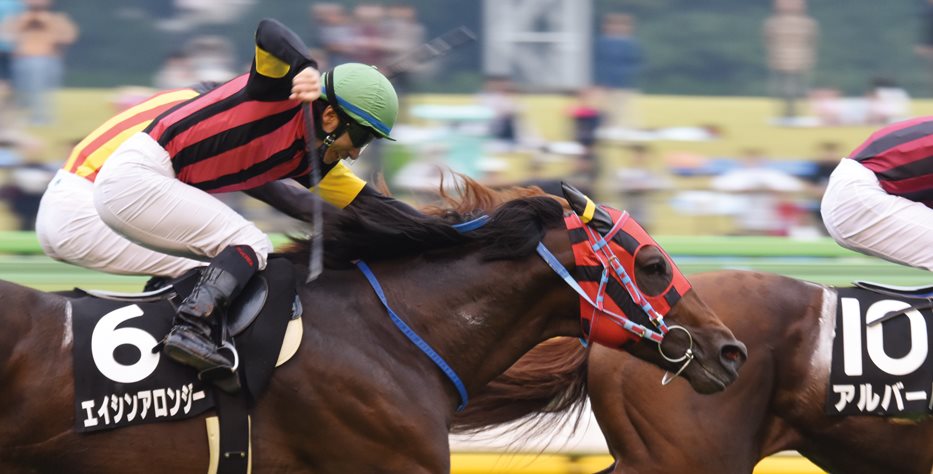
top-left (362, 247), bottom-right (579, 396)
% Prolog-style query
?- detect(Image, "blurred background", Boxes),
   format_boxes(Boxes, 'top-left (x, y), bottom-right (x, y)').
top-left (4, 0), bottom-right (933, 238)
top-left (0, 0), bottom-right (930, 472)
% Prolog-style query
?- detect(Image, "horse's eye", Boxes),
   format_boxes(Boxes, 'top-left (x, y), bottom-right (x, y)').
top-left (647, 259), bottom-right (667, 275)
top-left (633, 245), bottom-right (673, 296)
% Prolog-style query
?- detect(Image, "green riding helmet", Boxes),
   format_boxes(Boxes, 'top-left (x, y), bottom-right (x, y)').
top-left (321, 63), bottom-right (398, 141)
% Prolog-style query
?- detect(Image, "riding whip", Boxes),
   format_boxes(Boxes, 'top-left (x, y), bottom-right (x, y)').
top-left (303, 102), bottom-right (323, 283)
top-left (380, 26), bottom-right (477, 79)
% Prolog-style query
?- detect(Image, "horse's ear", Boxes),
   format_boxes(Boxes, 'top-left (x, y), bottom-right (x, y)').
top-left (560, 182), bottom-right (614, 234)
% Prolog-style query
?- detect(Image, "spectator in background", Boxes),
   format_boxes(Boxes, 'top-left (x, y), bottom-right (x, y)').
top-left (567, 86), bottom-right (602, 185)
top-left (8, 0), bottom-right (77, 126)
top-left (808, 141), bottom-right (842, 190)
top-left (614, 144), bottom-right (670, 229)
top-left (153, 50), bottom-right (196, 90)
top-left (1, 159), bottom-right (52, 230)
top-left (803, 140), bottom-right (841, 235)
top-left (865, 76), bottom-right (910, 125)
top-left (310, 3), bottom-right (354, 67)
top-left (351, 4), bottom-right (387, 66)
top-left (593, 13), bottom-right (643, 129)
top-left (476, 75), bottom-right (522, 149)
top-left (763, 0), bottom-right (818, 121)
top-left (916, 0), bottom-right (933, 95)
top-left (0, 130), bottom-right (49, 230)
top-left (711, 148), bottom-right (805, 236)
top-left (0, 0), bottom-right (22, 113)
top-left (382, 4), bottom-right (426, 97)
top-left (184, 35), bottom-right (237, 84)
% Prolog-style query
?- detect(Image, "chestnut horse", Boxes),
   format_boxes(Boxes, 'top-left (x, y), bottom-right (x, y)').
top-left (0, 182), bottom-right (744, 473)
top-left (457, 270), bottom-right (932, 474)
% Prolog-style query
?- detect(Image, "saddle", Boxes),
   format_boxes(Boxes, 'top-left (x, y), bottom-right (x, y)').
top-left (80, 268), bottom-right (293, 340)
top-left (852, 280), bottom-right (933, 326)
top-left (71, 257), bottom-right (300, 426)
top-left (853, 280), bottom-right (933, 300)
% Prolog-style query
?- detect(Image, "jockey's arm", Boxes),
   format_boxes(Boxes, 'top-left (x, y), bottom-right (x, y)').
top-left (246, 160), bottom-right (421, 222)
top-left (247, 18), bottom-right (318, 101)
top-left (311, 159), bottom-right (422, 216)
top-left (243, 180), bottom-right (339, 223)
top-left (348, 184), bottom-right (423, 217)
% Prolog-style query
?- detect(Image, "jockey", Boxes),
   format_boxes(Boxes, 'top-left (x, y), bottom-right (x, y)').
top-left (35, 18), bottom-right (420, 380)
top-left (820, 117), bottom-right (933, 271)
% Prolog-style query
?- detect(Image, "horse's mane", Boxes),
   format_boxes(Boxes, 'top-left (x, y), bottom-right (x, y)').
top-left (279, 175), bottom-right (567, 269)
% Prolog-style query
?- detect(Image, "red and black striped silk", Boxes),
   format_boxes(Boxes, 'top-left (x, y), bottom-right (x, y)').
top-left (144, 74), bottom-right (311, 194)
top-left (850, 116), bottom-right (933, 207)
top-left (63, 88), bottom-right (200, 183)
top-left (564, 208), bottom-right (692, 349)
top-left (142, 19), bottom-right (319, 194)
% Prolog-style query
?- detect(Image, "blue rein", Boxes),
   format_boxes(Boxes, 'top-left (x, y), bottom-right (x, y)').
top-left (452, 215), bottom-right (489, 233)
top-left (355, 260), bottom-right (469, 412)
top-left (349, 214), bottom-right (518, 412)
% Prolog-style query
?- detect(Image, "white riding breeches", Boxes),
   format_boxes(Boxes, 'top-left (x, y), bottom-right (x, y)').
top-left (821, 157), bottom-right (933, 271)
top-left (35, 169), bottom-right (204, 277)
top-left (93, 132), bottom-right (273, 271)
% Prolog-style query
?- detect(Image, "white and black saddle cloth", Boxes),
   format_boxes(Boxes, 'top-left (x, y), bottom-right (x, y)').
top-left (827, 284), bottom-right (933, 417)
top-left (70, 258), bottom-right (298, 433)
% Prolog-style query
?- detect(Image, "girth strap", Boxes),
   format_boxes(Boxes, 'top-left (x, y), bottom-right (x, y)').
top-left (355, 260), bottom-right (469, 412)
top-left (213, 389), bottom-right (250, 474)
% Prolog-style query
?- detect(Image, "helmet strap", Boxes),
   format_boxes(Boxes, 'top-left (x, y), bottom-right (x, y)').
top-left (313, 69), bottom-right (351, 156)
top-left (316, 121), bottom-right (346, 157)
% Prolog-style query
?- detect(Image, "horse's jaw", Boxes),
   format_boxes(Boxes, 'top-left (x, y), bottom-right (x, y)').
top-left (612, 290), bottom-right (747, 394)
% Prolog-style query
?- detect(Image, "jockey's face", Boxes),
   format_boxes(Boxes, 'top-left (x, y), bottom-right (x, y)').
top-left (318, 105), bottom-right (368, 164)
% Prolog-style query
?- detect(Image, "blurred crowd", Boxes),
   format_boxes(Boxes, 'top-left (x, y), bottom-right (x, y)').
top-left (0, 0), bottom-right (77, 127)
top-left (0, 0), bottom-right (924, 239)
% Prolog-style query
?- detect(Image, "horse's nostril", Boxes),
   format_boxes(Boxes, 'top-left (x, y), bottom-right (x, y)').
top-left (721, 344), bottom-right (747, 365)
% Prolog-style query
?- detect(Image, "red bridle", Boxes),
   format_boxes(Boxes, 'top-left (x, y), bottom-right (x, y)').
top-left (536, 207), bottom-right (692, 349)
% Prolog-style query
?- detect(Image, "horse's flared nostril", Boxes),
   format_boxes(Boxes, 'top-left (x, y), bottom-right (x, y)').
top-left (720, 342), bottom-right (748, 370)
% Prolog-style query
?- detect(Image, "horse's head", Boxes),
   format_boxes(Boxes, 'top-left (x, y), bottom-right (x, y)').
top-left (557, 183), bottom-right (746, 393)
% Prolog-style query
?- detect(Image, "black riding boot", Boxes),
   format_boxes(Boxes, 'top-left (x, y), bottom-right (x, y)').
top-left (162, 245), bottom-right (258, 381)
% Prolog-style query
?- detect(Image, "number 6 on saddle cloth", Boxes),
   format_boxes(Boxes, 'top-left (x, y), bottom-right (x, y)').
top-left (69, 258), bottom-right (299, 433)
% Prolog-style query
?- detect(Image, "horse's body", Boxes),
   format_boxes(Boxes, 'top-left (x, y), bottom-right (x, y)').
top-left (588, 270), bottom-right (933, 474)
top-left (468, 269), bottom-right (933, 474)
top-left (0, 184), bottom-right (744, 473)
top-left (461, 271), bottom-right (933, 474)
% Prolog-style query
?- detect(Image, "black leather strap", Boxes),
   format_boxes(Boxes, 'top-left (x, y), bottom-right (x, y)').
top-left (215, 389), bottom-right (250, 474)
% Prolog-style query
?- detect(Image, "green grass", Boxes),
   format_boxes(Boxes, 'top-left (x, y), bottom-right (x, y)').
top-left (2, 252), bottom-right (928, 292)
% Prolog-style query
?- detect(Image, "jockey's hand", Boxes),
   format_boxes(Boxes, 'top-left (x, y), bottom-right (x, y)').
top-left (290, 67), bottom-right (322, 102)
